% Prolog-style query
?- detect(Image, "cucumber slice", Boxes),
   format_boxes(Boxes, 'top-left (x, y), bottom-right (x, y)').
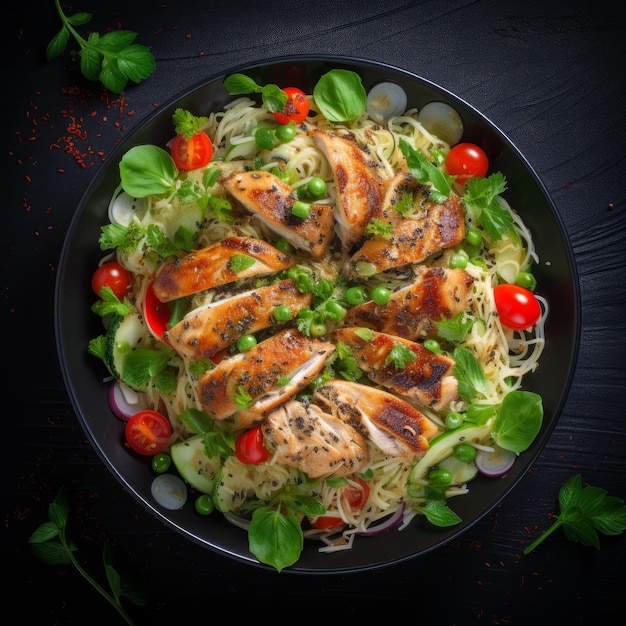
top-left (171, 435), bottom-right (221, 495)
top-left (104, 312), bottom-right (150, 380)
top-left (437, 454), bottom-right (479, 484)
top-left (212, 456), bottom-right (254, 513)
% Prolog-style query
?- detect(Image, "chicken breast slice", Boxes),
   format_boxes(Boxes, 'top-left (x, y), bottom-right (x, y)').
top-left (314, 380), bottom-right (440, 459)
top-left (166, 279), bottom-right (313, 360)
top-left (195, 328), bottom-right (335, 425)
top-left (220, 170), bottom-right (335, 260)
top-left (262, 400), bottom-right (369, 478)
top-left (152, 236), bottom-right (295, 302)
top-left (345, 169), bottom-right (465, 277)
top-left (333, 327), bottom-right (458, 411)
top-left (343, 266), bottom-right (474, 340)
top-left (309, 128), bottom-right (384, 252)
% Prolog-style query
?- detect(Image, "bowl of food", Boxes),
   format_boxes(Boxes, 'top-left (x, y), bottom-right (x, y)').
top-left (55, 55), bottom-right (579, 573)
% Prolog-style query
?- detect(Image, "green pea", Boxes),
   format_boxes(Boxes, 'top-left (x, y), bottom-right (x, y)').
top-left (371, 285), bottom-right (391, 305)
top-left (445, 412), bottom-right (464, 430)
top-left (325, 300), bottom-right (346, 322)
top-left (428, 468), bottom-right (452, 485)
top-left (254, 126), bottom-right (276, 150)
top-left (274, 237), bottom-right (294, 254)
top-left (449, 251), bottom-right (468, 269)
top-left (275, 121), bottom-right (296, 142)
top-left (273, 305), bottom-right (293, 322)
top-left (291, 200), bottom-right (311, 219)
top-left (515, 271), bottom-right (537, 291)
top-left (345, 285), bottom-right (368, 306)
top-left (423, 338), bottom-right (441, 354)
top-left (151, 453), bottom-right (171, 473)
top-left (355, 261), bottom-right (377, 277)
top-left (194, 494), bottom-right (214, 515)
top-left (237, 334), bottom-right (257, 352)
top-left (310, 322), bottom-right (327, 337)
top-left (307, 177), bottom-right (327, 198)
top-left (454, 443), bottom-right (477, 463)
top-left (465, 227), bottom-right (482, 247)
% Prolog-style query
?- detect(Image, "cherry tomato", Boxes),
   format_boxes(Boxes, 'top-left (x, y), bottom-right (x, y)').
top-left (125, 409), bottom-right (172, 456)
top-left (144, 281), bottom-right (171, 342)
top-left (272, 87), bottom-right (310, 125)
top-left (235, 425), bottom-right (269, 464)
top-left (445, 142), bottom-right (489, 185)
top-left (312, 515), bottom-right (345, 530)
top-left (341, 477), bottom-right (370, 510)
top-left (493, 283), bottom-right (541, 330)
top-left (91, 261), bottom-right (132, 300)
top-left (171, 130), bottom-right (213, 170)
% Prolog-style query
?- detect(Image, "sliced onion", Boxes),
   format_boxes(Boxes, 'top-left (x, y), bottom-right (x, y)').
top-left (223, 511), bottom-right (251, 530)
top-left (366, 82), bottom-right (408, 124)
top-left (108, 191), bottom-right (146, 226)
top-left (417, 101), bottom-right (464, 146)
top-left (151, 474), bottom-right (188, 510)
top-left (475, 444), bottom-right (517, 477)
top-left (356, 504), bottom-right (404, 536)
top-left (108, 381), bottom-right (149, 421)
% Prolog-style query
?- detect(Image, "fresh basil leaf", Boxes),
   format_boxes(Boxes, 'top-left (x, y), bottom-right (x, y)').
top-left (422, 500), bottom-right (462, 527)
top-left (313, 69), bottom-right (366, 122)
top-left (119, 145), bottom-right (178, 198)
top-left (492, 390), bottom-right (543, 453)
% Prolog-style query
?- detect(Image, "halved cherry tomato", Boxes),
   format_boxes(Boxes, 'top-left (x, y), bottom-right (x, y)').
top-left (125, 409), bottom-right (172, 456)
top-left (171, 130), bottom-right (213, 171)
top-left (493, 283), bottom-right (541, 330)
top-left (445, 142), bottom-right (489, 185)
top-left (272, 87), bottom-right (309, 125)
top-left (341, 477), bottom-right (370, 510)
top-left (144, 281), bottom-right (171, 342)
top-left (235, 425), bottom-right (269, 464)
top-left (91, 261), bottom-right (132, 300)
top-left (312, 515), bottom-right (345, 530)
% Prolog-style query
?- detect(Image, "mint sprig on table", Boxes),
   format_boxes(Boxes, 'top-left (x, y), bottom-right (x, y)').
top-left (46, 0), bottom-right (156, 93)
top-left (28, 487), bottom-right (145, 625)
top-left (524, 474), bottom-right (626, 554)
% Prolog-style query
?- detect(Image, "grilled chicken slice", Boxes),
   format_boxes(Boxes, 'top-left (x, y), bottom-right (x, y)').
top-left (166, 279), bottom-right (313, 360)
top-left (262, 400), bottom-right (369, 478)
top-left (314, 380), bottom-right (439, 458)
top-left (345, 169), bottom-right (465, 276)
top-left (220, 170), bottom-right (335, 260)
top-left (309, 128), bottom-right (384, 252)
top-left (194, 328), bottom-right (335, 426)
top-left (334, 327), bottom-right (458, 411)
top-left (343, 266), bottom-right (474, 340)
top-left (152, 236), bottom-right (294, 302)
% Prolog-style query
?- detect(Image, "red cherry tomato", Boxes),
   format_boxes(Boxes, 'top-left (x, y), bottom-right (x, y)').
top-left (272, 87), bottom-right (310, 125)
top-left (125, 409), bottom-right (172, 456)
top-left (445, 142), bottom-right (489, 185)
top-left (91, 261), bottom-right (132, 300)
top-left (493, 283), bottom-right (541, 330)
top-left (341, 477), bottom-right (370, 510)
top-left (312, 515), bottom-right (345, 530)
top-left (171, 130), bottom-right (213, 170)
top-left (235, 425), bottom-right (269, 464)
top-left (144, 281), bottom-right (171, 342)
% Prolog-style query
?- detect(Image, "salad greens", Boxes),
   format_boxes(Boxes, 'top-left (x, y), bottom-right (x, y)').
top-left (46, 0), bottom-right (155, 93)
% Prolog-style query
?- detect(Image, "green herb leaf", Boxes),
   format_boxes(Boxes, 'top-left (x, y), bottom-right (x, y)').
top-left (172, 108), bottom-right (210, 140)
top-left (119, 145), bottom-right (178, 198)
top-left (422, 500), bottom-right (462, 527)
top-left (313, 69), bottom-right (366, 122)
top-left (229, 254), bottom-right (256, 273)
top-left (399, 139), bottom-right (452, 202)
top-left (365, 218), bottom-right (394, 239)
top-left (524, 475), bottom-right (626, 554)
top-left (453, 346), bottom-right (488, 402)
top-left (223, 73), bottom-right (288, 113)
top-left (492, 390), bottom-right (543, 453)
top-left (385, 343), bottom-right (417, 370)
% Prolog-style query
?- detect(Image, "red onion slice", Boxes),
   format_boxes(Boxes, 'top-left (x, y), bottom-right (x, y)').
top-left (108, 381), bottom-right (149, 421)
top-left (475, 444), bottom-right (517, 477)
top-left (356, 504), bottom-right (404, 536)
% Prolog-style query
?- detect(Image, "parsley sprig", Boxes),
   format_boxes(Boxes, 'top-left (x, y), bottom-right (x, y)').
top-left (28, 487), bottom-right (145, 625)
top-left (524, 474), bottom-right (626, 554)
top-left (46, 0), bottom-right (156, 93)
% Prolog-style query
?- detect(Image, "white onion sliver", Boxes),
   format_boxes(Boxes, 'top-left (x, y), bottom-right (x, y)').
top-left (108, 381), bottom-right (148, 421)
top-left (151, 474), bottom-right (187, 510)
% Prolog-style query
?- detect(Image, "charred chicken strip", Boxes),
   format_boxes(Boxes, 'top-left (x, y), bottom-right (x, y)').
top-left (220, 170), bottom-right (335, 260)
top-left (262, 399), bottom-right (369, 478)
top-left (166, 279), bottom-right (312, 360)
top-left (195, 328), bottom-right (335, 425)
top-left (343, 266), bottom-right (474, 340)
top-left (346, 169), bottom-right (465, 277)
top-left (314, 380), bottom-right (440, 459)
top-left (333, 327), bottom-right (458, 411)
top-left (152, 236), bottom-right (295, 302)
top-left (308, 128), bottom-right (384, 252)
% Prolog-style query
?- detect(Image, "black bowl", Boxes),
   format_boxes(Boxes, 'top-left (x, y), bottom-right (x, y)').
top-left (55, 55), bottom-right (580, 573)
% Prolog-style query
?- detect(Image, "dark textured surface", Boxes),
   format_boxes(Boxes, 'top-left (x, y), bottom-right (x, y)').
top-left (3, 1), bottom-right (625, 623)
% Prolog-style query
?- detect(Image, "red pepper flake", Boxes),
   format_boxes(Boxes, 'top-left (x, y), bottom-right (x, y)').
top-left (185, 33), bottom-right (192, 39)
